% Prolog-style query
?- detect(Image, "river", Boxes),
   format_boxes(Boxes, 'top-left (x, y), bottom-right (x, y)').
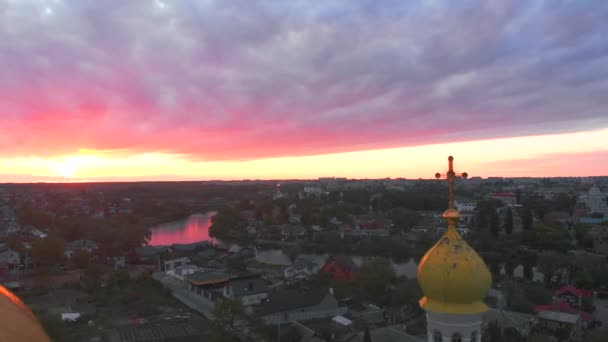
top-left (148, 212), bottom-right (219, 246)
top-left (148, 213), bottom-right (544, 280)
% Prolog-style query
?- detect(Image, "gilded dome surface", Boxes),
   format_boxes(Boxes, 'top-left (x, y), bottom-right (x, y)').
top-left (417, 209), bottom-right (492, 314)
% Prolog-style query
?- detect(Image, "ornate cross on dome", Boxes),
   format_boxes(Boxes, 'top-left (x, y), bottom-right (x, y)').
top-left (435, 156), bottom-right (468, 210)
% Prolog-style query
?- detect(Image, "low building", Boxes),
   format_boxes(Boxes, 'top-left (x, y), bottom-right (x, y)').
top-left (348, 304), bottom-right (386, 327)
top-left (281, 225), bottom-right (307, 240)
top-left (484, 289), bottom-right (507, 310)
top-left (185, 271), bottom-right (231, 303)
top-left (353, 326), bottom-right (424, 342)
top-left (164, 257), bottom-right (190, 272)
top-left (491, 193), bottom-right (517, 206)
top-left (223, 277), bottom-right (268, 306)
top-left (167, 265), bottom-right (199, 281)
top-left (184, 271), bottom-right (268, 306)
top-left (0, 248), bottom-right (20, 269)
top-left (534, 302), bottom-right (593, 326)
top-left (579, 185), bottom-right (608, 215)
top-left (283, 257), bottom-right (320, 281)
top-left (554, 285), bottom-right (585, 307)
top-left (483, 308), bottom-right (536, 338)
top-left (65, 240), bottom-right (98, 259)
top-left (105, 322), bottom-right (203, 342)
top-left (536, 311), bottom-right (582, 341)
top-left (261, 288), bottom-right (346, 325)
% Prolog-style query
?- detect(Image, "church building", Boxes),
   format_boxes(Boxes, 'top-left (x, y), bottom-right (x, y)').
top-left (417, 157), bottom-right (492, 342)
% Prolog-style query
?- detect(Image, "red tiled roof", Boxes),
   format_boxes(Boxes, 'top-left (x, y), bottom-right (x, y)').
top-left (534, 302), bottom-right (593, 321)
top-left (555, 285), bottom-right (582, 298)
top-left (491, 193), bottom-right (516, 197)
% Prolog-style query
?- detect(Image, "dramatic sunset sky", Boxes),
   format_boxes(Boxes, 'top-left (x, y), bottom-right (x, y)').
top-left (1, 0), bottom-right (607, 182)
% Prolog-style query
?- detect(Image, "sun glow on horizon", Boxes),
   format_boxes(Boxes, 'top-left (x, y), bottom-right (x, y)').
top-left (0, 128), bottom-right (607, 182)
top-left (51, 160), bottom-right (78, 178)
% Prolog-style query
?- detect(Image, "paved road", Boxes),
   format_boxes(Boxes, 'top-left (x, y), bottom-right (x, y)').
top-left (153, 272), bottom-right (216, 319)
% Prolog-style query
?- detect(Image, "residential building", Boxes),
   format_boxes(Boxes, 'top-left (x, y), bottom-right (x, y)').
top-left (223, 277), bottom-right (268, 306)
top-left (64, 240), bottom-right (98, 259)
top-left (353, 326), bottom-right (424, 342)
top-left (0, 248), bottom-right (20, 269)
top-left (490, 193), bottom-right (517, 206)
top-left (483, 308), bottom-right (535, 338)
top-left (301, 186), bottom-right (323, 199)
top-left (579, 185), bottom-right (608, 214)
top-left (106, 322), bottom-right (203, 342)
top-left (455, 201), bottom-right (476, 228)
top-left (283, 257), bottom-right (320, 281)
top-left (184, 271), bottom-right (268, 306)
top-left (536, 311), bottom-right (582, 341)
top-left (554, 285), bottom-right (585, 307)
top-left (163, 257), bottom-right (190, 272)
top-left (260, 288), bottom-right (346, 325)
top-left (280, 224), bottom-right (307, 240)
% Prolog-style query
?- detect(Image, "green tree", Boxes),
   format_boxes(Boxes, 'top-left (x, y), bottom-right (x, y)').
top-left (247, 308), bottom-right (270, 341)
top-left (490, 211), bottom-right (500, 237)
top-left (281, 325), bottom-right (302, 342)
top-left (209, 208), bottom-right (248, 242)
top-left (363, 327), bottom-right (372, 342)
top-left (389, 208), bottom-right (420, 231)
top-left (213, 298), bottom-right (244, 331)
top-left (317, 320), bottom-right (337, 342)
top-left (357, 258), bottom-right (396, 304)
top-left (581, 296), bottom-right (594, 313)
top-left (40, 316), bottom-right (68, 342)
top-left (574, 270), bottom-right (594, 289)
top-left (528, 334), bottom-right (553, 342)
top-left (5, 235), bottom-right (25, 255)
top-left (587, 328), bottom-right (608, 342)
top-left (82, 264), bottom-right (102, 291)
top-left (286, 245), bottom-right (302, 263)
top-left (31, 237), bottom-right (65, 267)
top-left (109, 269), bottom-right (130, 287)
top-left (504, 207), bottom-right (514, 235)
top-left (391, 278), bottom-right (422, 306)
top-left (538, 251), bottom-right (561, 286)
top-left (521, 207), bottom-right (533, 231)
top-left (227, 257), bottom-right (247, 272)
top-left (71, 250), bottom-right (91, 269)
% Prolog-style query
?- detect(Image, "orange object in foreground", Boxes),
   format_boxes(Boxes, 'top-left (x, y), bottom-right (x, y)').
top-left (0, 285), bottom-right (50, 341)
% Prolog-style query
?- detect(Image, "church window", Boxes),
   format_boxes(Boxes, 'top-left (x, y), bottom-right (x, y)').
top-left (433, 330), bottom-right (442, 342)
top-left (451, 333), bottom-right (462, 342)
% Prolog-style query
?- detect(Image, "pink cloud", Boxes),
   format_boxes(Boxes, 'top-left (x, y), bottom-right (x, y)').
top-left (478, 150), bottom-right (608, 177)
top-left (0, 1), bottom-right (607, 161)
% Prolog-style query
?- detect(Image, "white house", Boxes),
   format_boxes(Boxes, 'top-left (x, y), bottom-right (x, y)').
top-left (167, 265), bottom-right (199, 281)
top-left (579, 186), bottom-right (608, 214)
top-left (164, 257), bottom-right (190, 272)
top-left (0, 248), bottom-right (20, 268)
top-left (284, 257), bottom-right (320, 281)
top-left (30, 228), bottom-right (48, 239)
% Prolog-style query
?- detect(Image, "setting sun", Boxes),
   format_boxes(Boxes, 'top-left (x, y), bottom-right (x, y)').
top-left (51, 159), bottom-right (79, 178)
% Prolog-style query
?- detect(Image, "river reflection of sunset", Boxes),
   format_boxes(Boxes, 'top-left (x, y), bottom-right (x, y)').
top-left (148, 212), bottom-right (217, 246)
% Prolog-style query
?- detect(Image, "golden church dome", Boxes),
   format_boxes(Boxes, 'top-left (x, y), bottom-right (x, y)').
top-left (417, 208), bottom-right (492, 314)
top-left (0, 285), bottom-right (50, 341)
